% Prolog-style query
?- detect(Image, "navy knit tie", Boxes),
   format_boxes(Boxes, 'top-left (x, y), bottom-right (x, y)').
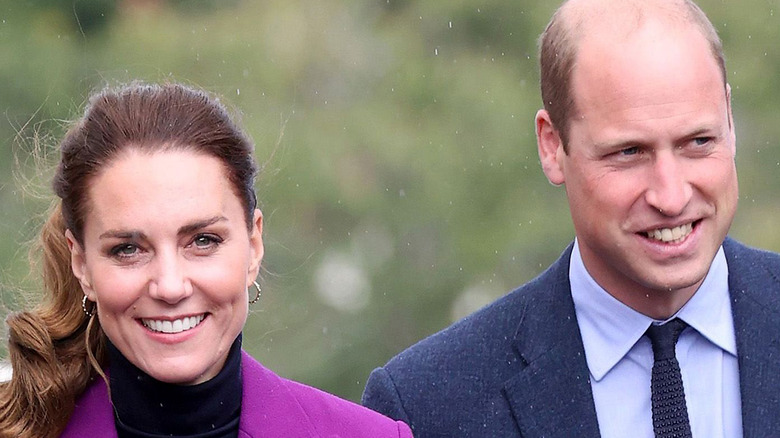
top-left (646, 318), bottom-right (692, 438)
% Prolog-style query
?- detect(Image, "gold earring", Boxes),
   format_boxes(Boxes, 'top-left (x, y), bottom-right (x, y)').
top-left (82, 295), bottom-right (95, 317)
top-left (249, 280), bottom-right (262, 305)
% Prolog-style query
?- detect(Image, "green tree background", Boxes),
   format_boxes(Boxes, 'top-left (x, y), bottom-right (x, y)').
top-left (0, 0), bottom-right (778, 402)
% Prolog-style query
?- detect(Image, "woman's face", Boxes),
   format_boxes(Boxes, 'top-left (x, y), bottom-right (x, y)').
top-left (67, 149), bottom-right (263, 385)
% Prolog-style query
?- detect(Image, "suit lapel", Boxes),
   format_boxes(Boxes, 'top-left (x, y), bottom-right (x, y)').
top-left (502, 246), bottom-right (601, 438)
top-left (500, 238), bottom-right (780, 437)
top-left (725, 239), bottom-right (780, 436)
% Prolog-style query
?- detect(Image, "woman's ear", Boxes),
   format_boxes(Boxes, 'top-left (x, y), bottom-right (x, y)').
top-left (65, 229), bottom-right (95, 300)
top-left (536, 109), bottom-right (566, 186)
top-left (247, 209), bottom-right (264, 285)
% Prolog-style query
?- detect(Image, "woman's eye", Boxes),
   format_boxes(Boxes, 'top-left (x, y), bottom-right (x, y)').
top-left (110, 244), bottom-right (138, 258)
top-left (192, 234), bottom-right (222, 249)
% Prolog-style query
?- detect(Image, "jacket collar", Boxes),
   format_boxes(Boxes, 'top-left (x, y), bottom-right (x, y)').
top-left (503, 238), bottom-right (780, 437)
top-left (237, 351), bottom-right (320, 437)
top-left (60, 351), bottom-right (322, 438)
top-left (502, 243), bottom-right (601, 437)
top-left (723, 238), bottom-right (780, 436)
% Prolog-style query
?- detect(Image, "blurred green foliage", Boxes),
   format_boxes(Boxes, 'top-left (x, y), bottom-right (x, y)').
top-left (0, 0), bottom-right (778, 402)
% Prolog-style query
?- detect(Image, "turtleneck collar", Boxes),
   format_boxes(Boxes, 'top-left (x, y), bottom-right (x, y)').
top-left (107, 335), bottom-right (243, 438)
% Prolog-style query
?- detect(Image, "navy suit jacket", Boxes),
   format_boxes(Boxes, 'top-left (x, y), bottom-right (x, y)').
top-left (362, 238), bottom-right (780, 437)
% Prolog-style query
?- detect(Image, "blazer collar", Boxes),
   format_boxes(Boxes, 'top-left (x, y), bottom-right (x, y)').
top-left (724, 238), bottom-right (780, 436)
top-left (502, 244), bottom-right (601, 437)
top-left (61, 352), bottom-right (322, 438)
top-left (238, 351), bottom-right (321, 437)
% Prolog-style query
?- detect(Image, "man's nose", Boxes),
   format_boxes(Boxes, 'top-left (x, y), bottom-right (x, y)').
top-left (644, 152), bottom-right (692, 217)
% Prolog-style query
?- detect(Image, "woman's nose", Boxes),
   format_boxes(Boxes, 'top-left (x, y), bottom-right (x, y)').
top-left (147, 251), bottom-right (193, 304)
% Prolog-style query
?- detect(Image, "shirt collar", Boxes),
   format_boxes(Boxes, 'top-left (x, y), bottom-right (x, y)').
top-left (570, 240), bottom-right (735, 382)
top-left (676, 245), bottom-right (736, 356)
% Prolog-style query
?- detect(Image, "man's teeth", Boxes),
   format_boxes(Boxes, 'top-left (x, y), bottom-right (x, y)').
top-left (142, 315), bottom-right (205, 334)
top-left (646, 223), bottom-right (693, 243)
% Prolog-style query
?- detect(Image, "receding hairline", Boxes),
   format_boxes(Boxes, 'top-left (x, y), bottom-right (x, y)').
top-left (559, 0), bottom-right (718, 48)
top-left (569, 0), bottom-right (728, 102)
top-left (538, 0), bottom-right (727, 149)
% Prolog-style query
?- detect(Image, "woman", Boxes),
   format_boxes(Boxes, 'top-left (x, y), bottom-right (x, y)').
top-left (0, 83), bottom-right (413, 438)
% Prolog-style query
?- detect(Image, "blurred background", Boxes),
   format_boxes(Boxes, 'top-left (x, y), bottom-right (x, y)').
top-left (0, 0), bottom-right (778, 401)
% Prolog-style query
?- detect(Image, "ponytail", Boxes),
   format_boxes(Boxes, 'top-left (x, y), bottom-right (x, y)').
top-left (0, 202), bottom-right (107, 438)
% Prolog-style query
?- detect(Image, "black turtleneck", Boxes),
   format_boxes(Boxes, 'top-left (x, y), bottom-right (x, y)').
top-left (107, 335), bottom-right (243, 438)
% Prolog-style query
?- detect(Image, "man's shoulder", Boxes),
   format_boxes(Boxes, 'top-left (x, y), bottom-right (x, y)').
top-left (381, 245), bottom-right (573, 380)
top-left (362, 246), bottom-right (577, 435)
top-left (722, 237), bottom-right (780, 320)
top-left (724, 237), bottom-right (780, 281)
top-left (384, 287), bottom-right (524, 375)
top-left (724, 237), bottom-right (780, 265)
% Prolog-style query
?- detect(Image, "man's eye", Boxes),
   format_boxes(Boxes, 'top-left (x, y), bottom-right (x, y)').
top-left (620, 146), bottom-right (640, 156)
top-left (693, 137), bottom-right (712, 146)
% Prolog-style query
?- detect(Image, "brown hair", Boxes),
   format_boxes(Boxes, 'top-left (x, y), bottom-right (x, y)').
top-left (538, 0), bottom-right (727, 152)
top-left (0, 82), bottom-right (258, 437)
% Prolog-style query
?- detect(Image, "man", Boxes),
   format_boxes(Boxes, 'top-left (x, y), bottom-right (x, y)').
top-left (362, 0), bottom-right (780, 436)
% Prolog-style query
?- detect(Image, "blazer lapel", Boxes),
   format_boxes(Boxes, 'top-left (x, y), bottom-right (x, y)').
top-left (725, 239), bottom-right (780, 436)
top-left (502, 246), bottom-right (601, 438)
top-left (62, 353), bottom-right (314, 438)
top-left (239, 351), bottom-right (320, 438)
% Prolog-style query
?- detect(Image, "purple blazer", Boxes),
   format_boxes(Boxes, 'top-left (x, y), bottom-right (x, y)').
top-left (60, 351), bottom-right (413, 437)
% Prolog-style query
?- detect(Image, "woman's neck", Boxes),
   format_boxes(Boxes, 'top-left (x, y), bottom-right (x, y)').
top-left (107, 335), bottom-right (243, 438)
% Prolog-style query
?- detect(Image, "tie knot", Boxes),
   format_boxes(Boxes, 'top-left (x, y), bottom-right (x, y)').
top-left (646, 318), bottom-right (688, 360)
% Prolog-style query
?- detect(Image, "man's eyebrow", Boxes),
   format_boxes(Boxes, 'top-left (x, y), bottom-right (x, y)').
top-left (685, 125), bottom-right (719, 138)
top-left (591, 138), bottom-right (643, 151)
top-left (178, 216), bottom-right (228, 236)
top-left (591, 124), bottom-right (721, 151)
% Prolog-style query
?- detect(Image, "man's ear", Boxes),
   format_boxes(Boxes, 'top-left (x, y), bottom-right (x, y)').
top-left (65, 229), bottom-right (95, 300)
top-left (246, 209), bottom-right (264, 286)
top-left (725, 83), bottom-right (736, 155)
top-left (536, 109), bottom-right (566, 186)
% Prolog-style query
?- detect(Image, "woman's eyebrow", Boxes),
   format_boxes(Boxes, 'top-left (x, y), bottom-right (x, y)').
top-left (178, 216), bottom-right (228, 236)
top-left (99, 230), bottom-right (145, 240)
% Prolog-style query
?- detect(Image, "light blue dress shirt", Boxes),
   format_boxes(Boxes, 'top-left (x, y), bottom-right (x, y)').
top-left (569, 240), bottom-right (742, 438)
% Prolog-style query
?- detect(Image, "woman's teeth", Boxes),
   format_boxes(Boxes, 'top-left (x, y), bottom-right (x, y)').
top-left (142, 314), bottom-right (205, 334)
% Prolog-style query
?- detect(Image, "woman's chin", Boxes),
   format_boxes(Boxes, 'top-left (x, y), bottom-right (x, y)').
top-left (146, 366), bottom-right (213, 385)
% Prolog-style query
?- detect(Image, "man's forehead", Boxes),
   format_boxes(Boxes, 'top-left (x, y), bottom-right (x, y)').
top-left (562, 0), bottom-right (691, 44)
top-left (575, 30), bottom-right (721, 96)
top-left (566, 2), bottom-right (724, 105)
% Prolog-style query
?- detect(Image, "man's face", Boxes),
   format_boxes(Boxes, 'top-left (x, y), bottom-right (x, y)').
top-left (542, 20), bottom-right (737, 313)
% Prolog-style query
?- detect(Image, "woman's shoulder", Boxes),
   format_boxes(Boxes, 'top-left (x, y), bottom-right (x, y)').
top-left (240, 351), bottom-right (412, 438)
top-left (60, 376), bottom-right (117, 438)
top-left (280, 377), bottom-right (414, 437)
